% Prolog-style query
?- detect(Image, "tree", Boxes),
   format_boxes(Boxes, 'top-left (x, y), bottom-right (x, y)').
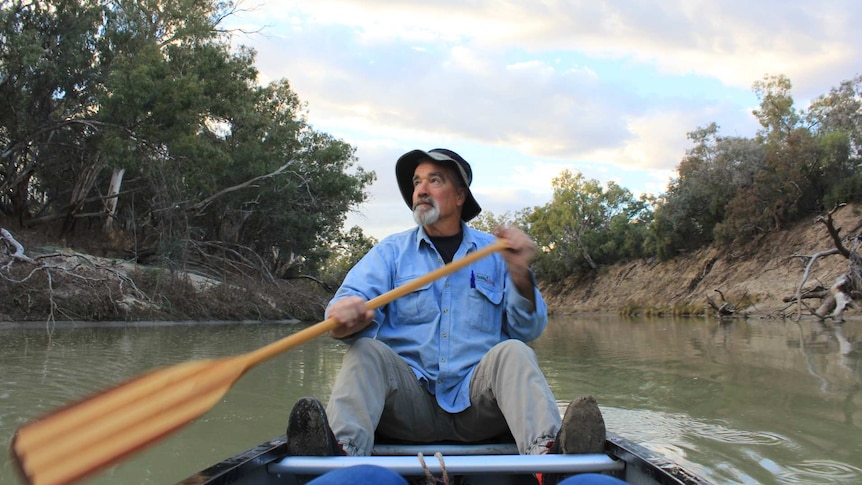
top-left (651, 124), bottom-right (764, 258)
top-left (806, 75), bottom-right (862, 207)
top-left (752, 74), bottom-right (802, 144)
top-left (527, 170), bottom-right (648, 281)
top-left (0, 0), bottom-right (376, 282)
top-left (714, 75), bottom-right (859, 243)
top-left (319, 225), bottom-right (378, 288)
top-left (0, 0), bottom-right (106, 226)
top-left (469, 210), bottom-right (519, 234)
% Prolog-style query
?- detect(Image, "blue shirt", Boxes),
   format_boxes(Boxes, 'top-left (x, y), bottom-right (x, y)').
top-left (328, 224), bottom-right (548, 413)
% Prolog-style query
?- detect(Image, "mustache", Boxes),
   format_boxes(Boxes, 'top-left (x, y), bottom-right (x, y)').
top-left (412, 196), bottom-right (436, 210)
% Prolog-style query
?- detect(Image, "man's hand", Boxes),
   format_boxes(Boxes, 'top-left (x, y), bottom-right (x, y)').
top-left (326, 295), bottom-right (375, 339)
top-left (494, 225), bottom-right (538, 309)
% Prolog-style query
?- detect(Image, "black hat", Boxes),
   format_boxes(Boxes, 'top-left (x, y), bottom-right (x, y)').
top-left (395, 148), bottom-right (482, 222)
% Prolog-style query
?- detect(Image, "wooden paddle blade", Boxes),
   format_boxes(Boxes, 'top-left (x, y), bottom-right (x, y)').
top-left (11, 357), bottom-right (246, 485)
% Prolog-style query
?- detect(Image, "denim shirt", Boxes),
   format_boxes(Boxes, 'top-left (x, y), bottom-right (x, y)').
top-left (327, 224), bottom-right (548, 413)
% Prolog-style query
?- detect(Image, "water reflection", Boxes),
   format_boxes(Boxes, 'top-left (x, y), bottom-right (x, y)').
top-left (1, 317), bottom-right (861, 484)
top-left (531, 316), bottom-right (862, 484)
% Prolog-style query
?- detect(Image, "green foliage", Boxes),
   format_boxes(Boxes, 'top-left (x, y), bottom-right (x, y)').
top-left (468, 210), bottom-right (527, 234)
top-left (658, 74), bottom-right (862, 253)
top-left (527, 170), bottom-right (651, 281)
top-left (651, 124), bottom-right (765, 258)
top-left (717, 128), bottom-right (819, 242)
top-left (752, 74), bottom-right (802, 143)
top-left (0, 0), bottom-right (375, 281)
top-left (319, 226), bottom-right (378, 288)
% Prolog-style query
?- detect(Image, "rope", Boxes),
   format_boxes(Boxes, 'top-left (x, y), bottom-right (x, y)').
top-left (416, 452), bottom-right (449, 485)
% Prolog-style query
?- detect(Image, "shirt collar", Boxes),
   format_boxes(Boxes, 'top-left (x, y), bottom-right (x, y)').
top-left (414, 223), bottom-right (480, 252)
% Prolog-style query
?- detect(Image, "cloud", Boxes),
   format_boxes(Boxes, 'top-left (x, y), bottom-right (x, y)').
top-left (226, 0), bottom-right (861, 239)
top-left (239, 0), bottom-right (861, 94)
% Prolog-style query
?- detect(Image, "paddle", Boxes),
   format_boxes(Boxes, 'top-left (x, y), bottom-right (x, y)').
top-left (11, 240), bottom-right (508, 485)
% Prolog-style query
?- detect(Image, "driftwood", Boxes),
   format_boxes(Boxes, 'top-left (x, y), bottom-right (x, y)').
top-left (706, 288), bottom-right (736, 317)
top-left (1, 228), bottom-right (36, 266)
top-left (0, 228), bottom-right (149, 324)
top-left (790, 205), bottom-right (862, 322)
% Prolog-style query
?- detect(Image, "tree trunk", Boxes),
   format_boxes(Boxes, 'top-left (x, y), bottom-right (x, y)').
top-left (103, 168), bottom-right (125, 233)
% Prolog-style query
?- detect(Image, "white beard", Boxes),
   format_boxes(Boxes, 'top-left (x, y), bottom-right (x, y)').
top-left (413, 202), bottom-right (440, 226)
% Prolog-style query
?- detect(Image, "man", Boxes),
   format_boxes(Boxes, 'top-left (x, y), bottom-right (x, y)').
top-left (285, 148), bottom-right (605, 462)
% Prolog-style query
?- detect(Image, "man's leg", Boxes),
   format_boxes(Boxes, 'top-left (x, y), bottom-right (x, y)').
top-left (466, 340), bottom-right (561, 454)
top-left (327, 338), bottom-right (440, 456)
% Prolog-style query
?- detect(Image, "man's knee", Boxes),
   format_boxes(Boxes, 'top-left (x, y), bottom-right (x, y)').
top-left (343, 337), bottom-right (398, 369)
top-left (491, 339), bottom-right (537, 362)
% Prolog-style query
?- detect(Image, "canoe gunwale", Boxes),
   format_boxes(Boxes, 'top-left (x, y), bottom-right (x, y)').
top-left (177, 434), bottom-right (713, 485)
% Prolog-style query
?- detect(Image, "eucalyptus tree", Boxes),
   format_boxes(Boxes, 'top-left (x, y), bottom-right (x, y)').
top-left (805, 75), bottom-right (862, 208)
top-left (0, 0), bottom-right (106, 226)
top-left (652, 124), bottom-right (765, 257)
top-left (752, 74), bottom-right (803, 144)
top-left (0, 0), bottom-right (375, 280)
top-left (319, 225), bottom-right (378, 288)
top-left (527, 170), bottom-right (648, 281)
top-left (469, 209), bottom-right (519, 234)
top-left (713, 75), bottom-right (858, 243)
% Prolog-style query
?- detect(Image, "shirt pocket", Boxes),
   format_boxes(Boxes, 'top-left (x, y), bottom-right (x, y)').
top-left (468, 280), bottom-right (503, 332)
top-left (391, 277), bottom-right (438, 325)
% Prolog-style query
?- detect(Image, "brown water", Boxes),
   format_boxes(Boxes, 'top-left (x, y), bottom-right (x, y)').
top-left (1, 316), bottom-right (861, 484)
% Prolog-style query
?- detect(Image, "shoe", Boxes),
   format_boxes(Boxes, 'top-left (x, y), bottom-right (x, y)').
top-left (550, 396), bottom-right (606, 454)
top-left (543, 397), bottom-right (607, 485)
top-left (285, 397), bottom-right (342, 456)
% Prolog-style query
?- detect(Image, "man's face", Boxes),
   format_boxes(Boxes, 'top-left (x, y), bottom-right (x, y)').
top-left (411, 162), bottom-right (465, 227)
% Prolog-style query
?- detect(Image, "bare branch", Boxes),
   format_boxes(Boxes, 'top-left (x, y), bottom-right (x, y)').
top-left (1, 228), bottom-right (36, 265)
top-left (793, 248), bottom-right (840, 320)
top-left (815, 204), bottom-right (851, 258)
top-left (189, 161), bottom-right (295, 214)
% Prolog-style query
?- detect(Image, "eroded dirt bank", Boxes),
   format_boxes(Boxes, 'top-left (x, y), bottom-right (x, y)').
top-left (2, 204), bottom-right (861, 323)
top-left (540, 204), bottom-right (862, 319)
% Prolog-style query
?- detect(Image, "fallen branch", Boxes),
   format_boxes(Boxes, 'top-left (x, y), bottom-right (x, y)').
top-left (793, 248), bottom-right (840, 321)
top-left (706, 288), bottom-right (735, 317)
top-left (794, 205), bottom-right (862, 322)
top-left (1, 228), bottom-right (36, 266)
top-left (0, 228), bottom-right (153, 322)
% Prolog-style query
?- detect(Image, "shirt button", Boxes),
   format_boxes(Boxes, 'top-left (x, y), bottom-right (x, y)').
top-left (441, 358), bottom-right (446, 362)
top-left (443, 308), bottom-right (448, 313)
top-left (442, 333), bottom-right (447, 338)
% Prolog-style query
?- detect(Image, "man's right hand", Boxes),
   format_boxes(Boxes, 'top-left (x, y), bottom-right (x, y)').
top-left (326, 296), bottom-right (375, 339)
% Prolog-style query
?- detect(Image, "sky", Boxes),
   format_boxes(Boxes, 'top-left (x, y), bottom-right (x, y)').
top-left (224, 0), bottom-right (862, 241)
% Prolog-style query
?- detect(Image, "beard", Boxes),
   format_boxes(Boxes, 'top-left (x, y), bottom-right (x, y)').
top-left (412, 197), bottom-right (440, 226)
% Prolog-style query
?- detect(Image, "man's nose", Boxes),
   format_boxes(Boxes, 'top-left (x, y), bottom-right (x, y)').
top-left (414, 180), bottom-right (429, 197)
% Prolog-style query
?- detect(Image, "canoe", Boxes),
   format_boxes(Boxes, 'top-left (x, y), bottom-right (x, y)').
top-left (178, 431), bottom-right (712, 485)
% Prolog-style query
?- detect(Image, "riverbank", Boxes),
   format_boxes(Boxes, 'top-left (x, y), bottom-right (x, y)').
top-left (541, 203), bottom-right (862, 320)
top-left (2, 204), bottom-right (861, 323)
top-left (0, 226), bottom-right (331, 323)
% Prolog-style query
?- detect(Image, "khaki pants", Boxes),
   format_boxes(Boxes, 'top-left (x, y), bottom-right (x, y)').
top-left (326, 338), bottom-right (561, 456)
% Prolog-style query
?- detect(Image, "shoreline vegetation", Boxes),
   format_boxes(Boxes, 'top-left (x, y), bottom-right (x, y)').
top-left (2, 2), bottom-right (861, 327)
top-left (2, 204), bottom-right (861, 325)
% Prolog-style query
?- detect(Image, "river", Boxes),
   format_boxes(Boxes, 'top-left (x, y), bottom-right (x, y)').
top-left (1, 316), bottom-right (861, 484)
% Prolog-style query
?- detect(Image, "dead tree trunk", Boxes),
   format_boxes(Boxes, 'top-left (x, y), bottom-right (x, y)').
top-left (103, 168), bottom-right (125, 233)
top-left (794, 205), bottom-right (862, 322)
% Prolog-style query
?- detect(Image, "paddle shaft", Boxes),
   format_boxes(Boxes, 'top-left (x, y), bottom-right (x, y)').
top-left (244, 239), bottom-right (507, 365)
top-left (12, 239), bottom-right (508, 485)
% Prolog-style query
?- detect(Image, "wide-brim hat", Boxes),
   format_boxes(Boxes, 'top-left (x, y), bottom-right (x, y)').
top-left (395, 148), bottom-right (482, 222)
